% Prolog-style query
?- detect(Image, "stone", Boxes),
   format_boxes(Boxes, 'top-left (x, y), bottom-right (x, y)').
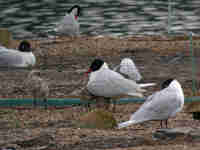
top-left (192, 112), bottom-right (200, 120)
top-left (79, 109), bottom-right (117, 129)
top-left (185, 102), bottom-right (200, 120)
top-left (152, 127), bottom-right (193, 141)
top-left (0, 28), bottom-right (12, 47)
top-left (185, 102), bottom-right (200, 113)
top-left (189, 128), bottom-right (200, 140)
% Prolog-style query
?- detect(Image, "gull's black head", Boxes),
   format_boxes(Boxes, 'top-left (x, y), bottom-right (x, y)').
top-left (18, 40), bottom-right (32, 52)
top-left (88, 59), bottom-right (104, 73)
top-left (68, 5), bottom-right (81, 18)
top-left (161, 78), bottom-right (174, 89)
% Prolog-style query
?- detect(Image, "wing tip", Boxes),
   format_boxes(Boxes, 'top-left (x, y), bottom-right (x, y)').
top-left (117, 120), bottom-right (134, 129)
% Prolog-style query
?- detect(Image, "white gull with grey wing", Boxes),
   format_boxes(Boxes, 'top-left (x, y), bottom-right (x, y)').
top-left (114, 58), bottom-right (142, 81)
top-left (118, 79), bottom-right (184, 128)
top-left (54, 5), bottom-right (81, 36)
top-left (114, 58), bottom-right (155, 87)
top-left (0, 41), bottom-right (36, 67)
top-left (87, 59), bottom-right (147, 98)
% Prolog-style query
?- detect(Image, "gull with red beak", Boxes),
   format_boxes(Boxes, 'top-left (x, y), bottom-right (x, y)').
top-left (54, 5), bottom-right (81, 36)
top-left (85, 59), bottom-right (157, 112)
top-left (86, 59), bottom-right (155, 99)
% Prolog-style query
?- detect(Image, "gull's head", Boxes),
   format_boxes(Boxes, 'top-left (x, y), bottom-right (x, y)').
top-left (161, 78), bottom-right (183, 91)
top-left (121, 58), bottom-right (133, 65)
top-left (120, 58), bottom-right (135, 70)
top-left (161, 78), bottom-right (174, 89)
top-left (18, 40), bottom-right (32, 52)
top-left (86, 58), bottom-right (108, 75)
top-left (68, 5), bottom-right (81, 20)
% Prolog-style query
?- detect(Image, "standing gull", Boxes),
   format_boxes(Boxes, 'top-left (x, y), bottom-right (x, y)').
top-left (114, 58), bottom-right (142, 81)
top-left (0, 40), bottom-right (36, 67)
top-left (118, 79), bottom-right (184, 129)
top-left (86, 59), bottom-right (155, 111)
top-left (54, 5), bottom-right (81, 36)
top-left (25, 70), bottom-right (49, 109)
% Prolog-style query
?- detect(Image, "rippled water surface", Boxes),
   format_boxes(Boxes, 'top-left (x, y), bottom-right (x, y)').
top-left (0, 0), bottom-right (200, 39)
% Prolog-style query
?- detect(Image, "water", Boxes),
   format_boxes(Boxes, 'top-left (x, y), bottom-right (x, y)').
top-left (0, 0), bottom-right (200, 39)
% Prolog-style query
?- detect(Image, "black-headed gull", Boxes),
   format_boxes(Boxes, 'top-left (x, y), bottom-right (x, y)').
top-left (114, 58), bottom-right (142, 81)
top-left (0, 41), bottom-right (36, 67)
top-left (118, 79), bottom-right (184, 129)
top-left (86, 59), bottom-right (147, 99)
top-left (25, 70), bottom-right (49, 108)
top-left (54, 5), bottom-right (81, 36)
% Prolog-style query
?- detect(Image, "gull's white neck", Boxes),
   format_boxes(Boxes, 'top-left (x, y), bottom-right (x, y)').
top-left (88, 62), bottom-right (109, 83)
top-left (71, 8), bottom-right (78, 16)
top-left (169, 80), bottom-right (184, 105)
top-left (169, 80), bottom-right (182, 92)
top-left (100, 62), bottom-right (109, 70)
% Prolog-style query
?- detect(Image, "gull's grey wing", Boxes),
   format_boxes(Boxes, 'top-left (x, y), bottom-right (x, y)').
top-left (0, 50), bottom-right (23, 67)
top-left (130, 88), bottom-right (181, 122)
top-left (55, 14), bottom-right (79, 36)
top-left (113, 65), bottom-right (119, 72)
top-left (119, 59), bottom-right (142, 81)
top-left (113, 64), bottom-right (130, 79)
top-left (87, 68), bottom-right (144, 97)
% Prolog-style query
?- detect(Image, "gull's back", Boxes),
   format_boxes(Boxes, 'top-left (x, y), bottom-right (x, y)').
top-left (130, 86), bottom-right (183, 123)
top-left (0, 50), bottom-right (35, 67)
top-left (55, 13), bottom-right (79, 36)
top-left (87, 67), bottom-right (145, 98)
top-left (115, 58), bottom-right (142, 81)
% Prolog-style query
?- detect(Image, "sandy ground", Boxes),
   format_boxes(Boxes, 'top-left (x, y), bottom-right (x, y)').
top-left (0, 35), bottom-right (200, 149)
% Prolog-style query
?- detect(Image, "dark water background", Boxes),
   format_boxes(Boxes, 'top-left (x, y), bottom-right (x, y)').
top-left (0, 0), bottom-right (200, 39)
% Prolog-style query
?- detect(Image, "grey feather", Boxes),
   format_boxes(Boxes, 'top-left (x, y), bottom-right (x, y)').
top-left (87, 66), bottom-right (145, 98)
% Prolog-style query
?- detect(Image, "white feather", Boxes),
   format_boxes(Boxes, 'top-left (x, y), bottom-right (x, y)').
top-left (87, 63), bottom-right (146, 98)
top-left (114, 58), bottom-right (142, 81)
top-left (118, 120), bottom-right (135, 129)
top-left (0, 46), bottom-right (36, 67)
top-left (139, 83), bottom-right (157, 87)
top-left (54, 12), bottom-right (79, 36)
top-left (118, 80), bottom-right (184, 129)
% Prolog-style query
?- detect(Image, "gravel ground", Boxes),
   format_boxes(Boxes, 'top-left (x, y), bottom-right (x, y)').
top-left (0, 35), bottom-right (200, 149)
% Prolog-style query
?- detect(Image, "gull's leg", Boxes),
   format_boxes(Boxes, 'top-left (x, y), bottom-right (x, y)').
top-left (160, 120), bottom-right (163, 128)
top-left (112, 100), bottom-right (117, 113)
top-left (165, 120), bottom-right (168, 128)
top-left (105, 98), bottom-right (111, 110)
top-left (33, 96), bottom-right (37, 108)
top-left (44, 98), bottom-right (47, 109)
top-left (84, 103), bottom-right (91, 112)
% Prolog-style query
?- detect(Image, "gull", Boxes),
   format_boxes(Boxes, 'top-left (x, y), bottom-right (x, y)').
top-left (86, 59), bottom-right (147, 98)
top-left (0, 41), bottom-right (36, 67)
top-left (86, 59), bottom-right (155, 111)
top-left (25, 70), bottom-right (49, 109)
top-left (118, 79), bottom-right (184, 129)
top-left (114, 58), bottom-right (142, 81)
top-left (54, 5), bottom-right (81, 36)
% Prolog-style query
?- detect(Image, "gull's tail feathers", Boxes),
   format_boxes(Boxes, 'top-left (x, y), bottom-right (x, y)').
top-left (139, 83), bottom-right (156, 88)
top-left (127, 92), bottom-right (144, 98)
top-left (118, 120), bottom-right (136, 129)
